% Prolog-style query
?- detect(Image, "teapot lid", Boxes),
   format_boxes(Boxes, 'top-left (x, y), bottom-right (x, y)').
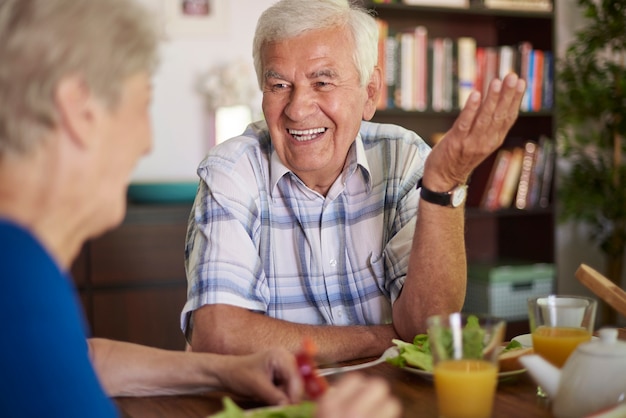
top-left (578, 328), bottom-right (626, 357)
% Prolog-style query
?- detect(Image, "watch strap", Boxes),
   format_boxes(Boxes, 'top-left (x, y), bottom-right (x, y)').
top-left (416, 178), bottom-right (452, 206)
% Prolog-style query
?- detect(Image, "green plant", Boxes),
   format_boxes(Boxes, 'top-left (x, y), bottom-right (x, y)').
top-left (556, 0), bottom-right (626, 325)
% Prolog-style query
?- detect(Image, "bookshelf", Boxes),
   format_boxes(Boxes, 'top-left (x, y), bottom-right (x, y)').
top-left (366, 1), bottom-right (555, 337)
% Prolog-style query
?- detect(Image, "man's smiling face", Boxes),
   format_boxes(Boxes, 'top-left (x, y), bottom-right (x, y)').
top-left (260, 26), bottom-right (378, 195)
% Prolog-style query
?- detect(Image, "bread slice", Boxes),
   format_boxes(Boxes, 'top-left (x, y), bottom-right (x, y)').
top-left (498, 346), bottom-right (534, 372)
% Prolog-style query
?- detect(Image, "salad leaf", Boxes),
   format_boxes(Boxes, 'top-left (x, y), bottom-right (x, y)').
top-left (208, 397), bottom-right (316, 418)
top-left (387, 314), bottom-right (491, 370)
top-left (501, 339), bottom-right (522, 353)
top-left (387, 337), bottom-right (434, 372)
top-left (462, 315), bottom-right (485, 359)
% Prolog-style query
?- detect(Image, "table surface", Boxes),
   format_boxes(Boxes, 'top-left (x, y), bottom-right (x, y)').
top-left (115, 328), bottom-right (626, 418)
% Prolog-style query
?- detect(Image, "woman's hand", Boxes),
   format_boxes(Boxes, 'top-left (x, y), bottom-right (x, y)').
top-left (215, 348), bottom-right (304, 405)
top-left (315, 374), bottom-right (402, 418)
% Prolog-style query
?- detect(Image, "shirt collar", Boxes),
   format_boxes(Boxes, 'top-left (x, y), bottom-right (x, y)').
top-left (270, 131), bottom-right (372, 198)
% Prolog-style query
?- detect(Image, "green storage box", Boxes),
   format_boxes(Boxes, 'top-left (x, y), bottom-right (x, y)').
top-left (463, 260), bottom-right (555, 320)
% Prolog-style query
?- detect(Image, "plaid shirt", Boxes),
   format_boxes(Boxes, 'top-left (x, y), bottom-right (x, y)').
top-left (181, 120), bottom-right (431, 333)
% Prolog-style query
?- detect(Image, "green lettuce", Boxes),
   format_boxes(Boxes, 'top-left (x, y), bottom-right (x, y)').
top-left (208, 397), bottom-right (316, 418)
top-left (387, 314), bottom-right (490, 371)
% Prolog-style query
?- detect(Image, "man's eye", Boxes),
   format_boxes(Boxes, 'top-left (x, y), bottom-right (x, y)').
top-left (314, 81), bottom-right (333, 89)
top-left (271, 83), bottom-right (289, 91)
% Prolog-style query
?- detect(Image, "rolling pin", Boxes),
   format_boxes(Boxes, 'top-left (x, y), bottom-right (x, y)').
top-left (575, 263), bottom-right (626, 318)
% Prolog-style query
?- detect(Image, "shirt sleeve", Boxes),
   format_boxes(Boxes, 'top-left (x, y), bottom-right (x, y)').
top-left (181, 151), bottom-right (270, 334)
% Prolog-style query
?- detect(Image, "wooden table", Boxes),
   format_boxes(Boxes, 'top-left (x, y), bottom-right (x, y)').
top-left (115, 328), bottom-right (626, 418)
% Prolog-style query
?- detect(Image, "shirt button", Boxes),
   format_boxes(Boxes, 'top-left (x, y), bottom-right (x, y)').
top-left (329, 259), bottom-right (337, 267)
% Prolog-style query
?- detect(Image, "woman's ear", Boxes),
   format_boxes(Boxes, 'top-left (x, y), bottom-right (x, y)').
top-left (54, 75), bottom-right (98, 148)
top-left (362, 66), bottom-right (382, 121)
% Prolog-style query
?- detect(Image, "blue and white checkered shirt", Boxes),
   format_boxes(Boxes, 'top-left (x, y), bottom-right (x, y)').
top-left (181, 120), bottom-right (431, 334)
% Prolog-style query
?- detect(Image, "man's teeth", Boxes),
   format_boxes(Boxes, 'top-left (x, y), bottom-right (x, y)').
top-left (288, 128), bottom-right (326, 142)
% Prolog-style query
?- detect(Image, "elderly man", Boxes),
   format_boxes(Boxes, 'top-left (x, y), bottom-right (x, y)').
top-left (0, 0), bottom-right (401, 416)
top-left (183, 0), bottom-right (525, 363)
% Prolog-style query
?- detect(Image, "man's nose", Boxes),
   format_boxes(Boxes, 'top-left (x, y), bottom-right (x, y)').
top-left (284, 87), bottom-right (317, 121)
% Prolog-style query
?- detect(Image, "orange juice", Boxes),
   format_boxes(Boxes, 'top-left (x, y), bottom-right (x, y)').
top-left (532, 326), bottom-right (592, 367)
top-left (433, 359), bottom-right (498, 418)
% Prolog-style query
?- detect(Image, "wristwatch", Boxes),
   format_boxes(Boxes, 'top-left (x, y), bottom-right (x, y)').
top-left (416, 178), bottom-right (468, 208)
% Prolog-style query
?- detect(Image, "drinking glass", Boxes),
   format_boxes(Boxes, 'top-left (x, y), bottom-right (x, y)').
top-left (527, 294), bottom-right (597, 397)
top-left (427, 312), bottom-right (506, 418)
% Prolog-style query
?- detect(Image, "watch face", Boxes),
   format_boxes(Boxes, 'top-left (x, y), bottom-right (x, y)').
top-left (451, 186), bottom-right (468, 207)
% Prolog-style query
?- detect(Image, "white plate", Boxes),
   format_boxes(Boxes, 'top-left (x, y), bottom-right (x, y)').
top-left (512, 333), bottom-right (599, 348)
top-left (512, 333), bottom-right (533, 348)
top-left (400, 364), bottom-right (526, 381)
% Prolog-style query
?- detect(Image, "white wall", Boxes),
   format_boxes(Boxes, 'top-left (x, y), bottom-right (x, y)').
top-left (133, 0), bottom-right (274, 182)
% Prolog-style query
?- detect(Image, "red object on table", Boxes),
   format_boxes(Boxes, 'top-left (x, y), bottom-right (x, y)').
top-left (295, 338), bottom-right (328, 400)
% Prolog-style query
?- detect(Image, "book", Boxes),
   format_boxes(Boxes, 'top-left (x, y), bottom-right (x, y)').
top-left (531, 49), bottom-right (544, 112)
top-left (498, 45), bottom-right (516, 80)
top-left (399, 31), bottom-right (415, 110)
top-left (403, 0), bottom-right (469, 7)
top-left (517, 41), bottom-right (533, 112)
top-left (541, 51), bottom-right (554, 110)
top-left (475, 46), bottom-right (486, 97)
top-left (498, 147), bottom-right (524, 209)
top-left (430, 37), bottom-right (445, 111)
top-left (527, 136), bottom-right (548, 207)
top-left (376, 19), bottom-right (388, 110)
top-left (476, 0), bottom-right (553, 11)
top-left (457, 37), bottom-right (477, 109)
top-left (482, 47), bottom-right (498, 97)
top-left (442, 37), bottom-right (456, 111)
top-left (414, 26), bottom-right (429, 111)
top-left (481, 148), bottom-right (512, 211)
top-left (514, 140), bottom-right (538, 210)
top-left (385, 30), bottom-right (400, 109)
top-left (538, 137), bottom-right (555, 208)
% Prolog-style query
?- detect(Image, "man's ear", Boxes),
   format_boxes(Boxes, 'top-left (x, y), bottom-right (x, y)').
top-left (362, 66), bottom-right (382, 121)
top-left (54, 75), bottom-right (97, 148)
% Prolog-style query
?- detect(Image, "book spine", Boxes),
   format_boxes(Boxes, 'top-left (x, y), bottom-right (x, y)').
top-left (457, 37), bottom-right (477, 109)
top-left (528, 136), bottom-right (547, 207)
top-left (538, 137), bottom-right (555, 208)
top-left (515, 141), bottom-right (538, 210)
top-left (517, 41), bottom-right (533, 112)
top-left (481, 149), bottom-right (512, 211)
top-left (474, 46), bottom-right (486, 98)
top-left (376, 19), bottom-right (389, 110)
top-left (483, 47), bottom-right (498, 97)
top-left (531, 49), bottom-right (544, 112)
top-left (442, 37), bottom-right (455, 112)
top-left (498, 45), bottom-right (516, 80)
top-left (498, 147), bottom-right (524, 209)
top-left (541, 51), bottom-right (554, 110)
top-left (414, 26), bottom-right (428, 112)
top-left (431, 38), bottom-right (444, 112)
top-left (399, 31), bottom-right (415, 110)
top-left (481, 0), bottom-right (553, 11)
top-left (385, 30), bottom-right (399, 109)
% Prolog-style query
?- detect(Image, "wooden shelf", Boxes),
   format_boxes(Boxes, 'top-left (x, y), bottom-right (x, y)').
top-left (366, 1), bottom-right (556, 267)
top-left (72, 203), bottom-right (192, 350)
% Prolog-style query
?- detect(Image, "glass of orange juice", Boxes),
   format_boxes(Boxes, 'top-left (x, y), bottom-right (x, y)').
top-left (427, 313), bottom-right (506, 418)
top-left (527, 295), bottom-right (597, 396)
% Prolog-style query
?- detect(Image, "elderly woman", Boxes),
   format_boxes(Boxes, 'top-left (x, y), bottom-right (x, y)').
top-left (0, 1), bottom-right (400, 417)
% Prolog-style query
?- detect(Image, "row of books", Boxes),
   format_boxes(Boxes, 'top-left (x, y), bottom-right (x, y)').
top-left (375, 21), bottom-right (554, 113)
top-left (372, 0), bottom-right (553, 12)
top-left (478, 137), bottom-right (555, 211)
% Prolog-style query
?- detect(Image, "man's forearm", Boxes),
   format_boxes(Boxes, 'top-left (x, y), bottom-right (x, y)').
top-left (190, 304), bottom-right (399, 364)
top-left (392, 199), bottom-right (467, 341)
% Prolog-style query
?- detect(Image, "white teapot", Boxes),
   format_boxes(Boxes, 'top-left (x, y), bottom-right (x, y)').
top-left (519, 328), bottom-right (626, 418)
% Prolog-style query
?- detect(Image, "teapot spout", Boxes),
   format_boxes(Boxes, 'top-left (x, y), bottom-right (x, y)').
top-left (519, 354), bottom-right (561, 398)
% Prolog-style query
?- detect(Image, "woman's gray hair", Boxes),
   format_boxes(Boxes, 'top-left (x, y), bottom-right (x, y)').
top-left (252, 0), bottom-right (379, 89)
top-left (0, 0), bottom-right (159, 156)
